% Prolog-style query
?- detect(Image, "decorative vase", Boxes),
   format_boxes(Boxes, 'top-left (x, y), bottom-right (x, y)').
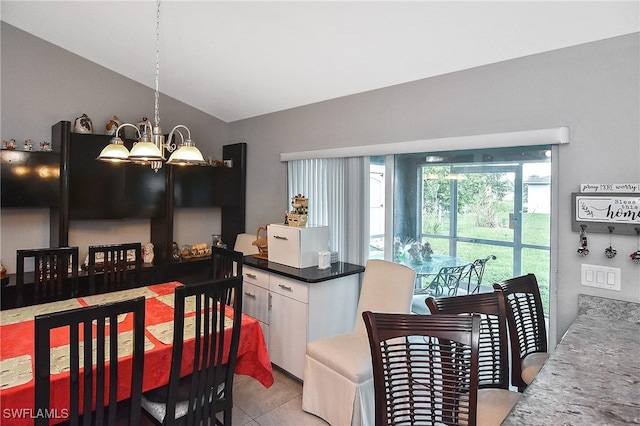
top-left (105, 116), bottom-right (123, 136)
top-left (73, 114), bottom-right (93, 134)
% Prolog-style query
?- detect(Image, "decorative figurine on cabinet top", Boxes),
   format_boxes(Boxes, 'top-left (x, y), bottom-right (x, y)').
top-left (288, 194), bottom-right (308, 227)
top-left (105, 116), bottom-right (123, 137)
top-left (73, 113), bottom-right (93, 134)
top-left (143, 242), bottom-right (154, 264)
top-left (3, 139), bottom-right (16, 150)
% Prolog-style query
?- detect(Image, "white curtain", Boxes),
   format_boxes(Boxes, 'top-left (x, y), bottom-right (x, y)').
top-left (287, 157), bottom-right (367, 265)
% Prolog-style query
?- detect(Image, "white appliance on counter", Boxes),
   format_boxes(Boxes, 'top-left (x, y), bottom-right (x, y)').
top-left (267, 224), bottom-right (329, 268)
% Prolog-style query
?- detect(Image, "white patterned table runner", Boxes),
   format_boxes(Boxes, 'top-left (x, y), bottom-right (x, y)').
top-left (0, 333), bottom-right (154, 390)
top-left (147, 316), bottom-right (234, 345)
top-left (80, 287), bottom-right (158, 305)
top-left (0, 299), bottom-right (83, 326)
top-left (0, 355), bottom-right (32, 390)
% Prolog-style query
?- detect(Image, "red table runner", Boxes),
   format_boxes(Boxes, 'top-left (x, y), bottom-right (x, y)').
top-left (0, 282), bottom-right (273, 425)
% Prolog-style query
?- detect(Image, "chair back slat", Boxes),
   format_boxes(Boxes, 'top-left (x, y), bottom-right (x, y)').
top-left (363, 311), bottom-right (480, 426)
top-left (493, 273), bottom-right (547, 390)
top-left (88, 243), bottom-right (142, 294)
top-left (16, 246), bottom-right (79, 307)
top-left (34, 296), bottom-right (146, 426)
top-left (211, 247), bottom-right (243, 305)
top-left (161, 277), bottom-right (243, 425)
top-left (427, 292), bottom-right (510, 390)
top-left (212, 246), bottom-right (243, 280)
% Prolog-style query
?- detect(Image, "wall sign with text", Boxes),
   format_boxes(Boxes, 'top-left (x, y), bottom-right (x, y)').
top-left (580, 183), bottom-right (640, 193)
top-left (572, 193), bottom-right (640, 235)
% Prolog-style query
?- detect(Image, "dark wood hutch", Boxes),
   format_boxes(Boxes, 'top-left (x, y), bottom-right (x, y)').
top-left (1, 121), bottom-right (246, 306)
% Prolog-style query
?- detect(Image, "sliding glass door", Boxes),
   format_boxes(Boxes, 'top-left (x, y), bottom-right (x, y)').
top-left (370, 145), bottom-right (551, 313)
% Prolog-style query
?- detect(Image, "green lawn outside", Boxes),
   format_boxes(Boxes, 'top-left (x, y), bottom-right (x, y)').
top-left (420, 212), bottom-right (551, 313)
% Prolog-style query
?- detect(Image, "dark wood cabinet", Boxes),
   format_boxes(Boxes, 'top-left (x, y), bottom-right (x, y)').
top-left (67, 134), bottom-right (126, 219)
top-left (173, 165), bottom-right (217, 207)
top-left (48, 121), bottom-right (246, 265)
top-left (172, 144), bottom-right (246, 208)
top-left (1, 150), bottom-right (60, 207)
top-left (2, 122), bottom-right (247, 309)
top-left (67, 133), bottom-right (166, 219)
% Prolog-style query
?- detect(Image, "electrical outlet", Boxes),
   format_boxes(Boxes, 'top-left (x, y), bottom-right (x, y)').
top-left (581, 264), bottom-right (621, 291)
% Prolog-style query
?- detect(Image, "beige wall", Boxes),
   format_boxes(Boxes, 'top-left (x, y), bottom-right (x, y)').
top-left (2, 21), bottom-right (639, 340)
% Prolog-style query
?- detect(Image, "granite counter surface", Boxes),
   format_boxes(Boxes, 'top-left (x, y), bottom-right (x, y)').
top-left (243, 255), bottom-right (364, 283)
top-left (502, 294), bottom-right (640, 425)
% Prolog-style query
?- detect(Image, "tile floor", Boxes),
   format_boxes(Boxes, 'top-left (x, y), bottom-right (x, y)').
top-left (231, 367), bottom-right (329, 426)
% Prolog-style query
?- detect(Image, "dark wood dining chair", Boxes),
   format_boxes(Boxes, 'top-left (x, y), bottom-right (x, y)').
top-left (427, 292), bottom-right (521, 425)
top-left (465, 255), bottom-right (496, 294)
top-left (362, 311), bottom-right (481, 426)
top-left (212, 246), bottom-right (243, 305)
top-left (88, 243), bottom-right (142, 294)
top-left (16, 246), bottom-right (79, 307)
top-left (493, 273), bottom-right (549, 391)
top-left (141, 277), bottom-right (243, 425)
top-left (34, 296), bottom-right (146, 426)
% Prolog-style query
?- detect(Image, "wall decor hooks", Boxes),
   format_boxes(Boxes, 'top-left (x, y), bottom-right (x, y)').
top-left (631, 227), bottom-right (640, 264)
top-left (577, 225), bottom-right (589, 256)
top-left (605, 226), bottom-right (617, 258)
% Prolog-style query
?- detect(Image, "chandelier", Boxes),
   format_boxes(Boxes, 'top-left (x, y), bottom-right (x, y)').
top-left (97, 0), bottom-right (205, 171)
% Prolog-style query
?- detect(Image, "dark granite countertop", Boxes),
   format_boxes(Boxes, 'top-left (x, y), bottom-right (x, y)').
top-left (502, 294), bottom-right (640, 425)
top-left (243, 255), bottom-right (364, 283)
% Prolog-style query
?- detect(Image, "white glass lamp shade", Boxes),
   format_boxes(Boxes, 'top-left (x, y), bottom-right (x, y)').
top-left (128, 141), bottom-right (165, 163)
top-left (167, 143), bottom-right (206, 166)
top-left (96, 138), bottom-right (130, 163)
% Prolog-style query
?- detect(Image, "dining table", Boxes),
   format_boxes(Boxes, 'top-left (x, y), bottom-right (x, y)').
top-left (398, 254), bottom-right (469, 290)
top-left (0, 282), bottom-right (274, 425)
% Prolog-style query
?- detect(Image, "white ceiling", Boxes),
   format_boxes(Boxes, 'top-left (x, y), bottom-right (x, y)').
top-left (2, 1), bottom-right (638, 122)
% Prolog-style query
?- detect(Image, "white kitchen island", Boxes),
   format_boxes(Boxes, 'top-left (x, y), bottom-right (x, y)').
top-left (242, 255), bottom-right (364, 380)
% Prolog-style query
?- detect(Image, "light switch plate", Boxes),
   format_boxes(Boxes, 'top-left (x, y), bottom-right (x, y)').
top-left (581, 264), bottom-right (621, 291)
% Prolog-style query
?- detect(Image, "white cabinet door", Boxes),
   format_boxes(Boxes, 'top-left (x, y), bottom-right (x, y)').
top-left (242, 283), bottom-right (270, 346)
top-left (242, 267), bottom-right (271, 347)
top-left (242, 282), bottom-right (270, 324)
top-left (269, 291), bottom-right (308, 379)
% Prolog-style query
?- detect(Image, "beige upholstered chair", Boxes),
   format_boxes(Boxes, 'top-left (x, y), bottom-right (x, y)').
top-left (302, 259), bottom-right (416, 426)
top-left (233, 233), bottom-right (259, 255)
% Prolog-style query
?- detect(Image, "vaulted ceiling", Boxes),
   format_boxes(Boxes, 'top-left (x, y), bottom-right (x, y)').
top-left (2, 1), bottom-right (638, 122)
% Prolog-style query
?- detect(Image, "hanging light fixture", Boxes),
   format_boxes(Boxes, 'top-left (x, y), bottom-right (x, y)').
top-left (97, 0), bottom-right (205, 170)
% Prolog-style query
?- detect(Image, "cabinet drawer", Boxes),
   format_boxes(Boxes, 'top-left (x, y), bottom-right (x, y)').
top-left (242, 282), bottom-right (270, 324)
top-left (242, 266), bottom-right (269, 289)
top-left (270, 274), bottom-right (309, 303)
